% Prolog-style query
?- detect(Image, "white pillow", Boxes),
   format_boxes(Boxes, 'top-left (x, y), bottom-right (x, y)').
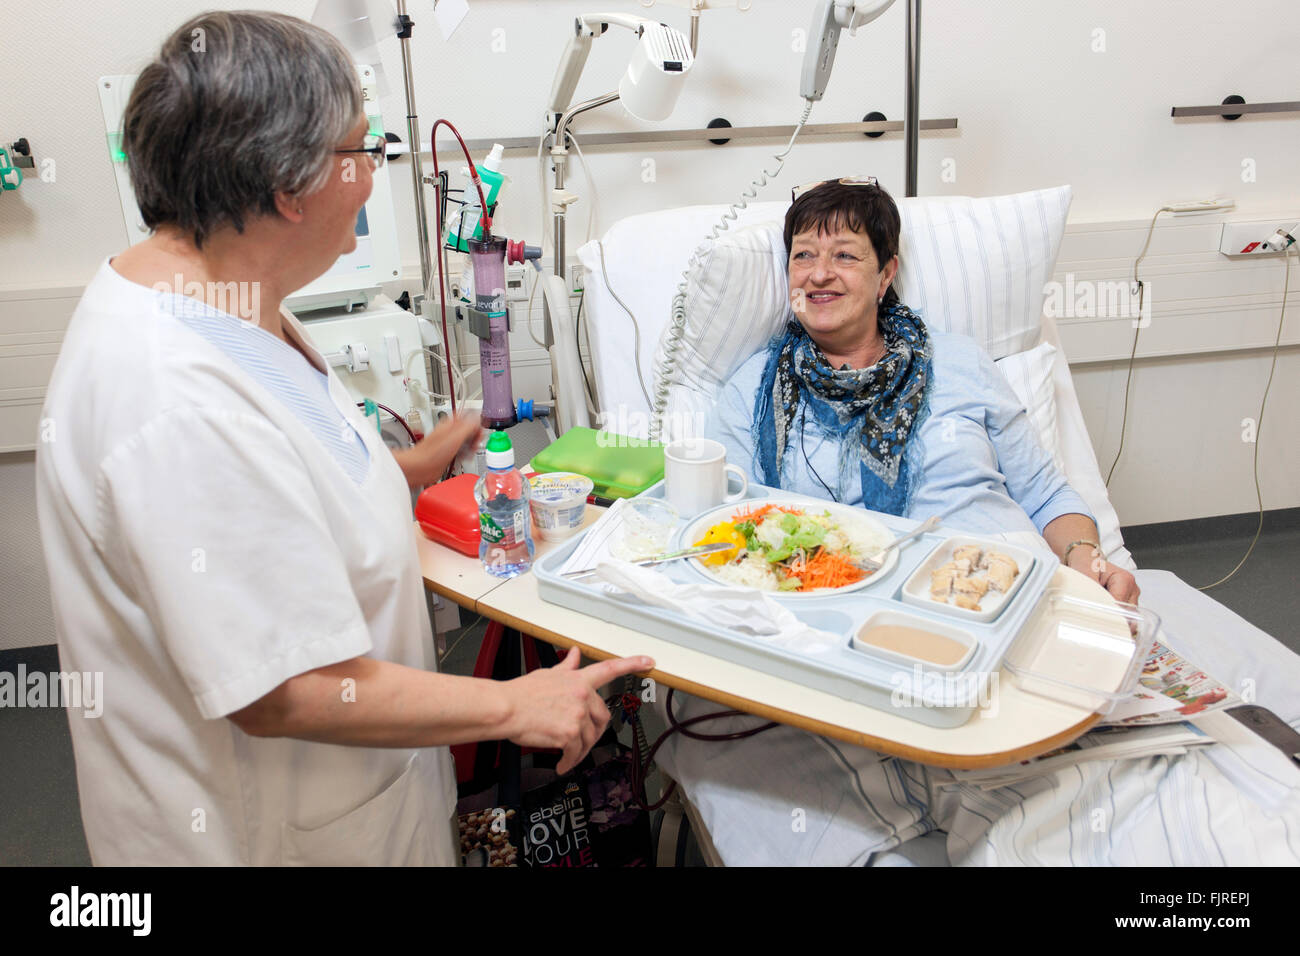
top-left (650, 186), bottom-right (1073, 441)
top-left (894, 188), bottom-right (1071, 359)
top-left (577, 201), bottom-right (790, 440)
top-left (993, 340), bottom-right (1065, 475)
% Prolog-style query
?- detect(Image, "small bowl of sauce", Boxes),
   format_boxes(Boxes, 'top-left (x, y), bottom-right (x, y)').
top-left (850, 610), bottom-right (977, 671)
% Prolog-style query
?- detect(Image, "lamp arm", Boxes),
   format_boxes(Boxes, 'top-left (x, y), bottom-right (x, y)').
top-left (547, 12), bottom-right (658, 121)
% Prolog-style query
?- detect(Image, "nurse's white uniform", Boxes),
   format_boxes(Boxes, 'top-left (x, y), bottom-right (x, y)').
top-left (35, 259), bottom-right (458, 866)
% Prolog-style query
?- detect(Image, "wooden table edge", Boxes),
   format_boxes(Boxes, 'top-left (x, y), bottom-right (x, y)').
top-left (423, 573), bottom-right (475, 608)
top-left (463, 597), bottom-right (1103, 770)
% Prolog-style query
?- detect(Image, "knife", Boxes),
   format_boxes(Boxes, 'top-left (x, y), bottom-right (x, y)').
top-left (561, 542), bottom-right (734, 580)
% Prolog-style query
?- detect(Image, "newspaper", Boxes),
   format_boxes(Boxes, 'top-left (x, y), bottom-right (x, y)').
top-left (951, 641), bottom-right (1235, 788)
top-left (1098, 640), bottom-right (1240, 727)
top-left (952, 722), bottom-right (1213, 790)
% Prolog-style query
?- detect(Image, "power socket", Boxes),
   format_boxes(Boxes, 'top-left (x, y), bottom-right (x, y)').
top-left (569, 264), bottom-right (585, 293)
top-left (1219, 220), bottom-right (1299, 258)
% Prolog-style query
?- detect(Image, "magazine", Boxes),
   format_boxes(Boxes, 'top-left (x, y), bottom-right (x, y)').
top-left (1098, 640), bottom-right (1240, 727)
top-left (952, 722), bottom-right (1213, 790)
top-left (951, 641), bottom-right (1236, 788)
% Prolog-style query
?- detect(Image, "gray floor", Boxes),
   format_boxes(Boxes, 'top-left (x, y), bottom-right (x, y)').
top-left (1120, 508), bottom-right (1300, 655)
top-left (4, 508), bottom-right (1296, 866)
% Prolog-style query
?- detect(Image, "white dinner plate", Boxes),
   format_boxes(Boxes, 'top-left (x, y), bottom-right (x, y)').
top-left (675, 497), bottom-right (901, 599)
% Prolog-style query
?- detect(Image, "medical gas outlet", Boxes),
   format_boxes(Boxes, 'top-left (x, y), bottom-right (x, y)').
top-left (1220, 220), bottom-right (1300, 257)
top-left (0, 147), bottom-right (23, 191)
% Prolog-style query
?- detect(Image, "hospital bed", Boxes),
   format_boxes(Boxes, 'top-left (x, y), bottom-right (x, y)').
top-left (575, 187), bottom-right (1300, 866)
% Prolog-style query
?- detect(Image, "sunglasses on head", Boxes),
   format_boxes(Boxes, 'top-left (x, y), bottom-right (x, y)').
top-left (790, 176), bottom-right (879, 203)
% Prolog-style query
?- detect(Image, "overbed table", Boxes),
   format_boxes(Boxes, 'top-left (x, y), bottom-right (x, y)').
top-left (417, 511), bottom-right (1109, 769)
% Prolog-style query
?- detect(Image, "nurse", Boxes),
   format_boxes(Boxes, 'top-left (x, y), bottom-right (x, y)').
top-left (35, 10), bottom-right (652, 866)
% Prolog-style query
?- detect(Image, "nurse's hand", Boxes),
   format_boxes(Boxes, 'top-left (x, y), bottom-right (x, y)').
top-left (502, 647), bottom-right (655, 775)
top-left (392, 413), bottom-right (483, 489)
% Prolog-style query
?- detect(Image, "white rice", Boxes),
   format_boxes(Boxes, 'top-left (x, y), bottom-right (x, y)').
top-left (710, 555), bottom-right (779, 591)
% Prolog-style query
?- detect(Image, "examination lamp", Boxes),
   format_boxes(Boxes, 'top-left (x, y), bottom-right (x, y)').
top-left (547, 13), bottom-right (695, 125)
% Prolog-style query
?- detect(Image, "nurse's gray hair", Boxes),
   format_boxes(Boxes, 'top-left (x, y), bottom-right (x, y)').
top-left (122, 10), bottom-right (363, 248)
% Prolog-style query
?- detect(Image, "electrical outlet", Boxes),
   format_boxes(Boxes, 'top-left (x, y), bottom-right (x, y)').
top-left (569, 264), bottom-right (585, 293)
top-left (1219, 220), bottom-right (1298, 258)
top-left (505, 264), bottom-right (529, 302)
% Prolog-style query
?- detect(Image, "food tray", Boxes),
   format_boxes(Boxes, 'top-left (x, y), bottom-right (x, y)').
top-left (534, 483), bottom-right (1062, 728)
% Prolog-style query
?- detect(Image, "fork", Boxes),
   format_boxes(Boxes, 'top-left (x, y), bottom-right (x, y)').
top-left (854, 514), bottom-right (942, 572)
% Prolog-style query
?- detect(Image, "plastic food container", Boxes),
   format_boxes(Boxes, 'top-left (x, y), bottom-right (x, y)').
top-left (900, 536), bottom-right (1037, 623)
top-left (415, 474), bottom-right (481, 557)
top-left (1004, 589), bottom-right (1160, 714)
top-left (530, 426), bottom-right (664, 499)
top-left (850, 609), bottom-right (977, 672)
top-left (613, 498), bottom-right (680, 560)
top-left (529, 472), bottom-right (594, 541)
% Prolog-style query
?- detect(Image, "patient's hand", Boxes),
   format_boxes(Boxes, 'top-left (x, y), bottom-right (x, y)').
top-left (1068, 547), bottom-right (1141, 605)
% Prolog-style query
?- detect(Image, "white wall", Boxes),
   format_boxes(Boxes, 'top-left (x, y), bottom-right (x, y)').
top-left (2, 0), bottom-right (1298, 647)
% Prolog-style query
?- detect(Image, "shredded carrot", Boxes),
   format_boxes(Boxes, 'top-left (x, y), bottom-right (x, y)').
top-left (796, 548), bottom-right (867, 591)
top-left (730, 503), bottom-right (805, 524)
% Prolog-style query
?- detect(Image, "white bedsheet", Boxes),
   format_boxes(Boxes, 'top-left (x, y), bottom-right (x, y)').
top-left (654, 569), bottom-right (1300, 866)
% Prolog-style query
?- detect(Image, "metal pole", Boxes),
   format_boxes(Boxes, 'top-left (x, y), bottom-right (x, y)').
top-left (396, 1), bottom-right (433, 305)
top-left (905, 0), bottom-right (921, 197)
top-left (545, 90), bottom-right (620, 347)
top-left (552, 91), bottom-right (620, 279)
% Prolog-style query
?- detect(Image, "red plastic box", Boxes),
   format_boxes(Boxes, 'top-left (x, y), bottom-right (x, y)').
top-left (416, 473), bottom-right (481, 557)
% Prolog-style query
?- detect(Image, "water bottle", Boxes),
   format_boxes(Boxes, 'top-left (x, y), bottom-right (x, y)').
top-left (474, 430), bottom-right (535, 578)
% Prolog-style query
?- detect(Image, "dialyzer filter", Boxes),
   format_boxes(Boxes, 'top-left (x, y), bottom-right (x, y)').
top-left (467, 236), bottom-right (516, 429)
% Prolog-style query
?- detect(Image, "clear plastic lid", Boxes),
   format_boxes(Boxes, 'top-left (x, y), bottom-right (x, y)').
top-left (1003, 588), bottom-right (1160, 714)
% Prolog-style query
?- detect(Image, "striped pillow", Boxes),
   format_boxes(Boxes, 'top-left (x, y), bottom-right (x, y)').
top-left (895, 186), bottom-right (1072, 359)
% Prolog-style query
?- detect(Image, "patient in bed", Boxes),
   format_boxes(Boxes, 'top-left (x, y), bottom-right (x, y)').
top-left (654, 179), bottom-right (1300, 866)
top-left (707, 178), bottom-right (1138, 604)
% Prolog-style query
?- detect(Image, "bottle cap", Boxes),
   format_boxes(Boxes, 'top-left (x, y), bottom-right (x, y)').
top-left (484, 429), bottom-right (514, 468)
top-left (483, 143), bottom-right (504, 171)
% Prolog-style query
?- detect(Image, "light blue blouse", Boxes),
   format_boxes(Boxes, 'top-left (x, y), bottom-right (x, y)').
top-left (706, 330), bottom-right (1092, 538)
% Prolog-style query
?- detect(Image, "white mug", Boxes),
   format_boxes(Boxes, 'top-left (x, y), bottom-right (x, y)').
top-left (664, 438), bottom-right (749, 515)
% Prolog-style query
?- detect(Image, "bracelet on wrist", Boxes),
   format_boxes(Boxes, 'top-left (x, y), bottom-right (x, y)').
top-left (1063, 539), bottom-right (1101, 567)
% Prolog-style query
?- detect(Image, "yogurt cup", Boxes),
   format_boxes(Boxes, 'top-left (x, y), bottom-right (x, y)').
top-left (529, 472), bottom-right (594, 541)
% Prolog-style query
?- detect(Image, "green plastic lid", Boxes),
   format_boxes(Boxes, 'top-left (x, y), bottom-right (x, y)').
top-left (531, 426), bottom-right (663, 499)
top-left (485, 430), bottom-right (514, 468)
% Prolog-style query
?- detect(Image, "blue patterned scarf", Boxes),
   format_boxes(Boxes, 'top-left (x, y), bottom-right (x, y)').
top-left (753, 303), bottom-right (932, 516)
